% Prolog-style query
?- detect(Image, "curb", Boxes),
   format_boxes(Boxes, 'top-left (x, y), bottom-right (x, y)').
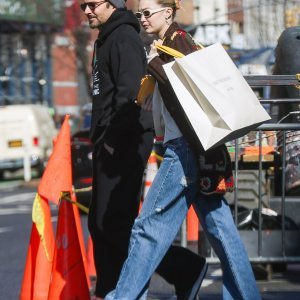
top-left (22, 178), bottom-right (40, 188)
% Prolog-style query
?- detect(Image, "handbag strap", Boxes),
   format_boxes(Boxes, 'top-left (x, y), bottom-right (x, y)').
top-left (155, 42), bottom-right (205, 58)
top-left (155, 43), bottom-right (185, 58)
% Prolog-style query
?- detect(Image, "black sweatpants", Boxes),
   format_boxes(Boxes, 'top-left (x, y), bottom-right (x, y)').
top-left (88, 131), bottom-right (203, 297)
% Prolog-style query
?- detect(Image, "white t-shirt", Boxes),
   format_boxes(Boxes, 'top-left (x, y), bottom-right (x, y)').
top-left (152, 83), bottom-right (182, 144)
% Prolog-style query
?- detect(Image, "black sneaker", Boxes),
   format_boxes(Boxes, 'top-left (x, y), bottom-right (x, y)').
top-left (178, 258), bottom-right (208, 300)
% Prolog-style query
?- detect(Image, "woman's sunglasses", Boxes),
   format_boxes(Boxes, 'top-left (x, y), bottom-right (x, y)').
top-left (80, 1), bottom-right (105, 12)
top-left (135, 7), bottom-right (167, 19)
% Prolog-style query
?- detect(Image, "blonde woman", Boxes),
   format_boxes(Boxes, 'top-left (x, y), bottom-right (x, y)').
top-left (106, 0), bottom-right (261, 299)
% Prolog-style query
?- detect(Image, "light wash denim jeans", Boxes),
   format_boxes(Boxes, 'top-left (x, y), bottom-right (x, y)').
top-left (105, 137), bottom-right (261, 300)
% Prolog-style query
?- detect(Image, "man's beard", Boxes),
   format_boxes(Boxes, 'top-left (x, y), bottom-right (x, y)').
top-left (90, 23), bottom-right (100, 29)
top-left (89, 19), bottom-right (102, 29)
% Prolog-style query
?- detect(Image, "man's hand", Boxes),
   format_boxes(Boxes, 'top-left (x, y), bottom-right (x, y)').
top-left (104, 143), bottom-right (114, 155)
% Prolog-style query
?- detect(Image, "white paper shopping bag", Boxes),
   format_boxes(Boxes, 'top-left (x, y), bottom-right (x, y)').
top-left (163, 42), bottom-right (271, 150)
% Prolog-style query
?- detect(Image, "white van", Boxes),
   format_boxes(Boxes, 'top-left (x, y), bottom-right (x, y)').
top-left (0, 105), bottom-right (57, 179)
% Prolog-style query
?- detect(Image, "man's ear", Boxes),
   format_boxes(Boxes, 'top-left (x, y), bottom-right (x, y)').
top-left (106, 2), bottom-right (116, 9)
top-left (165, 7), bottom-right (173, 19)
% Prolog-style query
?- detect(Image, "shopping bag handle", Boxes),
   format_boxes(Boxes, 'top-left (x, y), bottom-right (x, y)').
top-left (155, 42), bottom-right (205, 58)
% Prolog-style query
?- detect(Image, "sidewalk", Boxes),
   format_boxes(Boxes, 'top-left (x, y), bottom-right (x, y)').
top-left (148, 263), bottom-right (300, 300)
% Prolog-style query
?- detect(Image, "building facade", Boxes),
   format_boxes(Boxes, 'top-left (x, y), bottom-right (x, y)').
top-left (0, 0), bottom-right (63, 107)
top-left (2, 0), bottom-right (297, 127)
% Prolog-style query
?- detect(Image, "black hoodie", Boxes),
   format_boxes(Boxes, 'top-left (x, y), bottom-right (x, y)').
top-left (89, 9), bottom-right (153, 147)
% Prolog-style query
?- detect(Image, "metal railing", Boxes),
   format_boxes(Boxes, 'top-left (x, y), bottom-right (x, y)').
top-left (202, 125), bottom-right (300, 265)
top-left (200, 74), bottom-right (300, 265)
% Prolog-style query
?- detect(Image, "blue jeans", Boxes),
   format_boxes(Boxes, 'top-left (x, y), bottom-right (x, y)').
top-left (105, 137), bottom-right (260, 300)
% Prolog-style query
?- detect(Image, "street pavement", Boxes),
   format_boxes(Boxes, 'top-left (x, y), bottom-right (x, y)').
top-left (148, 263), bottom-right (300, 299)
top-left (1, 177), bottom-right (300, 299)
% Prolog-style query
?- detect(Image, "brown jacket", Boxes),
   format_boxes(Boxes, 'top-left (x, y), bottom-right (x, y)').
top-left (148, 22), bottom-right (233, 194)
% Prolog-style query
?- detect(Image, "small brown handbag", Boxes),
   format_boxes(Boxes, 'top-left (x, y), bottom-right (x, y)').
top-left (136, 74), bottom-right (156, 105)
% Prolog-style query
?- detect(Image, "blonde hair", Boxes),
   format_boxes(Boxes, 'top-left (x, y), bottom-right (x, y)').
top-left (157, 0), bottom-right (180, 18)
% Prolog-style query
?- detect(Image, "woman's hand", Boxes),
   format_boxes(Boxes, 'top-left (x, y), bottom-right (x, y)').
top-left (147, 39), bottom-right (163, 62)
top-left (154, 39), bottom-right (163, 45)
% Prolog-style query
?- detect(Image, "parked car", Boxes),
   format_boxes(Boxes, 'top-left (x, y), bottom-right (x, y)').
top-left (71, 129), bottom-right (93, 208)
top-left (0, 104), bottom-right (57, 180)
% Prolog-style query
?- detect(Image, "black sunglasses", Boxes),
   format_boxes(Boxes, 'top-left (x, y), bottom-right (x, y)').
top-left (135, 7), bottom-right (167, 19)
top-left (80, 1), bottom-right (105, 12)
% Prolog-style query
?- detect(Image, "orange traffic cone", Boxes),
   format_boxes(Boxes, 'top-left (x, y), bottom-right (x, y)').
top-left (71, 192), bottom-right (91, 289)
top-left (20, 194), bottom-right (54, 300)
top-left (39, 114), bottom-right (91, 290)
top-left (86, 235), bottom-right (96, 278)
top-left (187, 206), bottom-right (199, 242)
top-left (48, 193), bottom-right (90, 299)
top-left (38, 115), bottom-right (72, 205)
top-left (139, 152), bottom-right (158, 213)
top-left (138, 200), bottom-right (143, 214)
top-left (143, 152), bottom-right (158, 199)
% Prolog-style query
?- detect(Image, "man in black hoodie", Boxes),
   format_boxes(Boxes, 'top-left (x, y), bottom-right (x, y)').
top-left (81, 1), bottom-right (207, 299)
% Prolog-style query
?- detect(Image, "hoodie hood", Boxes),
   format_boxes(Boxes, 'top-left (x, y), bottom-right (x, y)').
top-left (98, 9), bottom-right (140, 43)
top-left (107, 0), bottom-right (126, 8)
